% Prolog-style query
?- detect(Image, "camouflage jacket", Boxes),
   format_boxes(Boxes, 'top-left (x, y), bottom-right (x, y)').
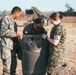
top-left (23, 23), bottom-right (47, 35)
top-left (50, 24), bottom-right (66, 50)
top-left (1, 15), bottom-right (17, 50)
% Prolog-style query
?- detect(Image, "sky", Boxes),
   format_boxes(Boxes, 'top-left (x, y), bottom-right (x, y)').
top-left (0, 0), bottom-right (76, 12)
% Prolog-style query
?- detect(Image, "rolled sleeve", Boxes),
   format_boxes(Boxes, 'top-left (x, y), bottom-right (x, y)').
top-left (53, 26), bottom-right (62, 40)
top-left (55, 26), bottom-right (62, 36)
top-left (54, 35), bottom-right (61, 40)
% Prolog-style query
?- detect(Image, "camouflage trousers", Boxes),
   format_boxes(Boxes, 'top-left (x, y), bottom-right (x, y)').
top-left (46, 48), bottom-right (66, 75)
top-left (1, 47), bottom-right (17, 75)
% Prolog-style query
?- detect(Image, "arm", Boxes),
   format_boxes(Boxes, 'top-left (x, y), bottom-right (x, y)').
top-left (47, 36), bottom-right (60, 46)
top-left (1, 17), bottom-right (23, 39)
top-left (42, 26), bottom-right (62, 46)
top-left (1, 18), bottom-right (15, 38)
top-left (42, 34), bottom-right (60, 46)
top-left (23, 25), bottom-right (31, 35)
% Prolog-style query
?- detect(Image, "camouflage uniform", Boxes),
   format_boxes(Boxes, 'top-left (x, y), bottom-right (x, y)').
top-left (23, 23), bottom-right (47, 35)
top-left (1, 15), bottom-right (17, 75)
top-left (47, 24), bottom-right (66, 75)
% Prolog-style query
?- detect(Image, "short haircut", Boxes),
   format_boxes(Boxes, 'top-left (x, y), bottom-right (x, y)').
top-left (11, 6), bottom-right (22, 14)
top-left (50, 12), bottom-right (63, 20)
top-left (34, 18), bottom-right (44, 24)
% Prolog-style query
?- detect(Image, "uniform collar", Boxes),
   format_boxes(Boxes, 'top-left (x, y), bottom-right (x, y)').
top-left (9, 15), bottom-right (15, 22)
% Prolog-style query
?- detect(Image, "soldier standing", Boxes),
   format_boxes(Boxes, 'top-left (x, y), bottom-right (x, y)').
top-left (0, 6), bottom-right (22, 75)
top-left (42, 12), bottom-right (66, 75)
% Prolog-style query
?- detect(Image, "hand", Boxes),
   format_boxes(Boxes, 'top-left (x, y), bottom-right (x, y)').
top-left (14, 34), bottom-right (23, 40)
top-left (42, 34), bottom-right (47, 40)
top-left (18, 34), bottom-right (23, 40)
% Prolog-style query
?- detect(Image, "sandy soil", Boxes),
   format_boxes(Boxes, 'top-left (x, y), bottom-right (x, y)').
top-left (0, 22), bottom-right (76, 75)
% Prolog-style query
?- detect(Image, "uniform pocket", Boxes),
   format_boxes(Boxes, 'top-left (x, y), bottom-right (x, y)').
top-left (1, 47), bottom-right (11, 59)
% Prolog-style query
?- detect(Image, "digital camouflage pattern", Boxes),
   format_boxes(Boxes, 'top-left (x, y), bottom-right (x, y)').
top-left (47, 24), bottom-right (66, 75)
top-left (1, 15), bottom-right (17, 75)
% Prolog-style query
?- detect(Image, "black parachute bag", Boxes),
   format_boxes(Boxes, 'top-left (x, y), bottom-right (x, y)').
top-left (13, 37), bottom-right (22, 60)
top-left (13, 22), bottom-right (22, 60)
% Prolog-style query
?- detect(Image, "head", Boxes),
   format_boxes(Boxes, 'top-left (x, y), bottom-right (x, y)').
top-left (50, 12), bottom-right (63, 25)
top-left (11, 6), bottom-right (22, 19)
top-left (34, 18), bottom-right (44, 29)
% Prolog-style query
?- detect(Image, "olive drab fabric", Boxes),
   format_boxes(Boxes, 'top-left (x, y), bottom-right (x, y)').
top-left (47, 24), bottom-right (66, 75)
top-left (23, 23), bottom-right (48, 75)
top-left (23, 23), bottom-right (47, 35)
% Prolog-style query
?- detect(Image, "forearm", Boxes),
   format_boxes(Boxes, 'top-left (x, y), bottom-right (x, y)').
top-left (47, 37), bottom-right (54, 45)
top-left (47, 37), bottom-right (59, 46)
top-left (1, 29), bottom-right (15, 38)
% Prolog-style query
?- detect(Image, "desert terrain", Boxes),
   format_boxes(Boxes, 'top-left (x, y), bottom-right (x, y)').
top-left (0, 21), bottom-right (76, 75)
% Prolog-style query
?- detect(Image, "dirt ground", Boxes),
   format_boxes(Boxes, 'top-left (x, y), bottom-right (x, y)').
top-left (0, 22), bottom-right (76, 75)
